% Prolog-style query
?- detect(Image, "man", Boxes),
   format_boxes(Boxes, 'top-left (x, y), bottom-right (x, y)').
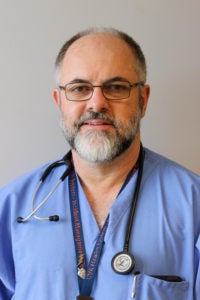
top-left (0, 28), bottom-right (199, 300)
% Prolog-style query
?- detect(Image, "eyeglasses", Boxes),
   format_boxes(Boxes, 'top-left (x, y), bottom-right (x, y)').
top-left (59, 80), bottom-right (144, 101)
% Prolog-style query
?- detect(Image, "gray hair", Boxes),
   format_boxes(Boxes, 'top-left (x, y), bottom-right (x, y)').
top-left (55, 27), bottom-right (147, 84)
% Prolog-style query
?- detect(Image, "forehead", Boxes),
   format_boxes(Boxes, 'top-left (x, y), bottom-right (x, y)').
top-left (59, 33), bottom-right (138, 83)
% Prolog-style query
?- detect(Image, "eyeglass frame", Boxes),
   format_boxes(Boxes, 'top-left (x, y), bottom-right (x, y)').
top-left (58, 80), bottom-right (145, 102)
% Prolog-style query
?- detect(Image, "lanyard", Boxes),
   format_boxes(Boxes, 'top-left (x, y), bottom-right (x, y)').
top-left (68, 149), bottom-right (142, 299)
top-left (69, 170), bottom-right (109, 298)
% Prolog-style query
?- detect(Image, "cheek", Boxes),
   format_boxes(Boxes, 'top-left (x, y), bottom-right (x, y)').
top-left (60, 101), bottom-right (85, 122)
top-left (114, 104), bottom-right (139, 121)
top-left (114, 105), bottom-right (141, 130)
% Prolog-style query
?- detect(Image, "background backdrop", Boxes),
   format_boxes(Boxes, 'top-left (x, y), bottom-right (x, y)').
top-left (0, 0), bottom-right (199, 186)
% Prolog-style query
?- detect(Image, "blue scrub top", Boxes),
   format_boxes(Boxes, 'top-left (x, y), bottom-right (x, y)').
top-left (0, 148), bottom-right (200, 300)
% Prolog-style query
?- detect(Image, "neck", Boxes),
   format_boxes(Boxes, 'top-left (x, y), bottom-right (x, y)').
top-left (71, 138), bottom-right (141, 228)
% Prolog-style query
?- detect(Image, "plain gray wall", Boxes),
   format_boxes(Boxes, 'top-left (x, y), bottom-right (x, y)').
top-left (0, 0), bottom-right (199, 187)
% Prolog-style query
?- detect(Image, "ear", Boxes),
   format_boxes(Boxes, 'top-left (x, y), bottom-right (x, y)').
top-left (53, 88), bottom-right (61, 108)
top-left (141, 84), bottom-right (150, 117)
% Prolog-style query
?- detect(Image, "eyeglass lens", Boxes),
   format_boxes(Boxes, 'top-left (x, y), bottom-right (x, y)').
top-left (66, 82), bottom-right (131, 101)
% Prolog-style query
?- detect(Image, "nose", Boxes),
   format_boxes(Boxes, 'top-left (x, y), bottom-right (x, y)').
top-left (86, 86), bottom-right (109, 112)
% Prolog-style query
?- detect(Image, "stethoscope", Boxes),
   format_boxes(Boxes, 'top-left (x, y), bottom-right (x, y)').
top-left (111, 146), bottom-right (144, 274)
top-left (17, 146), bottom-right (145, 276)
top-left (17, 152), bottom-right (72, 223)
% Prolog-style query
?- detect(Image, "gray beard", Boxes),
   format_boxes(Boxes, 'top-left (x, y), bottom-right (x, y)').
top-left (60, 110), bottom-right (142, 163)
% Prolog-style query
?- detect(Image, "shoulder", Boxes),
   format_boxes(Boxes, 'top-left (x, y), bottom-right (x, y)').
top-left (0, 157), bottom-right (67, 203)
top-left (142, 148), bottom-right (200, 234)
top-left (143, 147), bottom-right (200, 191)
top-left (0, 162), bottom-right (49, 194)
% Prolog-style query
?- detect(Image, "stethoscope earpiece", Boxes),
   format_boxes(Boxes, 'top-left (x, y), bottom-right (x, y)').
top-left (17, 217), bottom-right (24, 223)
top-left (49, 215), bottom-right (59, 221)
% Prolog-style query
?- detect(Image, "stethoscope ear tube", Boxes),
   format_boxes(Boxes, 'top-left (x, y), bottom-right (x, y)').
top-left (17, 152), bottom-right (72, 223)
top-left (17, 179), bottom-right (62, 222)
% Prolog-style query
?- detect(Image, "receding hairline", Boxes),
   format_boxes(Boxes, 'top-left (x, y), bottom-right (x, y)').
top-left (55, 27), bottom-right (147, 83)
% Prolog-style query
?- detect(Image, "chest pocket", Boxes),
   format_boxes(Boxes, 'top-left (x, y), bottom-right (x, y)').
top-left (133, 274), bottom-right (189, 300)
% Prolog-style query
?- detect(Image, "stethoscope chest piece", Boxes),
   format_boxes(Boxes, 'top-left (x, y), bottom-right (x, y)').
top-left (111, 251), bottom-right (135, 275)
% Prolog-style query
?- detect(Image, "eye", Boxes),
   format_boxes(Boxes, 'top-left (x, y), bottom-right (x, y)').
top-left (104, 83), bottom-right (129, 92)
top-left (68, 83), bottom-right (92, 93)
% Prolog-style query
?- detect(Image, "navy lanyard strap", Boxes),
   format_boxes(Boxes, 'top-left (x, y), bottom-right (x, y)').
top-left (69, 169), bottom-right (109, 297)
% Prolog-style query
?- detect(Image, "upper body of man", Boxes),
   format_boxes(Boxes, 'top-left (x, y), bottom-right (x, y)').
top-left (0, 27), bottom-right (199, 300)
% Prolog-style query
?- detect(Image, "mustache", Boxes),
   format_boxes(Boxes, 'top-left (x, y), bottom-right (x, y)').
top-left (75, 111), bottom-right (118, 129)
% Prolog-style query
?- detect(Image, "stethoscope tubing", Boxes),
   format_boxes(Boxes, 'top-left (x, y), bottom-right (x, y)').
top-left (123, 148), bottom-right (145, 252)
top-left (17, 155), bottom-right (72, 223)
top-left (111, 146), bottom-right (144, 274)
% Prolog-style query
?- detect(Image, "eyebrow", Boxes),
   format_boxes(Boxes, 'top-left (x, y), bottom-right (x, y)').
top-left (67, 78), bottom-right (91, 84)
top-left (103, 76), bottom-right (130, 84)
top-left (67, 76), bottom-right (131, 85)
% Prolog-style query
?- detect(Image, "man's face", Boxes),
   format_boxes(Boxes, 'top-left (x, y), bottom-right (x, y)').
top-left (53, 33), bottom-right (149, 162)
